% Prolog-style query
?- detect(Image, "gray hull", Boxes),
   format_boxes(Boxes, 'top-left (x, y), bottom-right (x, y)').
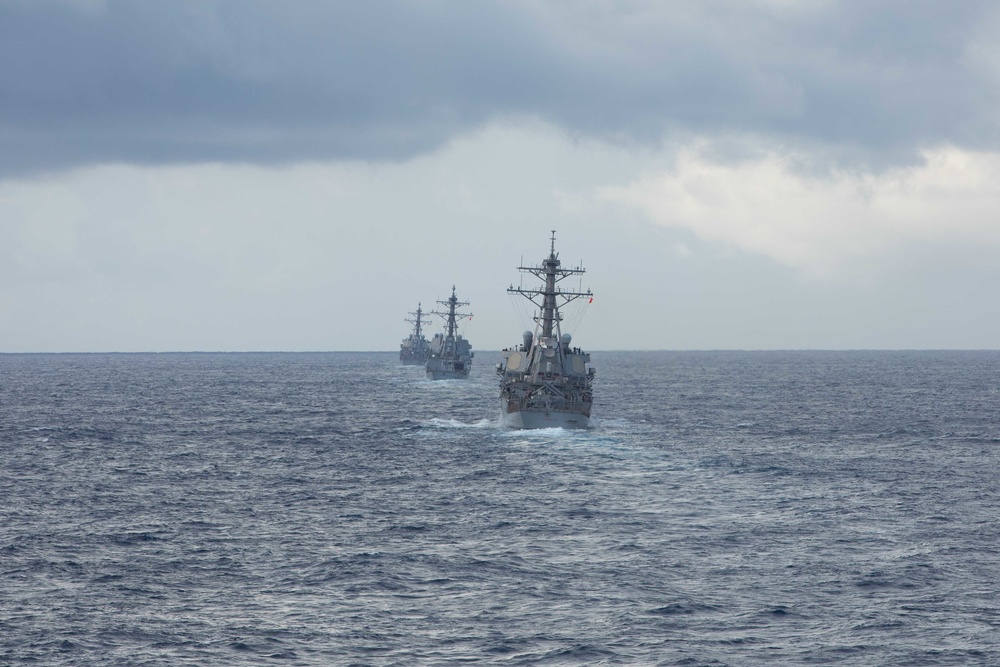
top-left (500, 403), bottom-right (591, 429)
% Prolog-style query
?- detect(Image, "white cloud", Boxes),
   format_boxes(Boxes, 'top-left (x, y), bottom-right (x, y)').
top-left (598, 146), bottom-right (1000, 279)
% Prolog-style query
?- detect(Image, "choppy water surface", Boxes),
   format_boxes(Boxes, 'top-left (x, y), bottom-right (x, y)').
top-left (2, 351), bottom-right (1000, 665)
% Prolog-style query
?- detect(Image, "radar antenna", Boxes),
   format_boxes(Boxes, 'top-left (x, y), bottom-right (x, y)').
top-left (430, 286), bottom-right (472, 339)
top-left (405, 303), bottom-right (425, 338)
top-left (507, 230), bottom-right (591, 340)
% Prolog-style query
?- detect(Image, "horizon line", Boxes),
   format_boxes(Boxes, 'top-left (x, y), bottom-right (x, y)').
top-left (2, 348), bottom-right (1000, 355)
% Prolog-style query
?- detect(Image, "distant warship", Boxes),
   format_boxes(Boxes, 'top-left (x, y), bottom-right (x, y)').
top-left (498, 231), bottom-right (595, 428)
top-left (399, 303), bottom-right (431, 365)
top-left (426, 286), bottom-right (474, 380)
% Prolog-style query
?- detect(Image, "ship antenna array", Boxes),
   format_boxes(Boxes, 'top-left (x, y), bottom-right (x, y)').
top-left (507, 230), bottom-right (592, 340)
top-left (405, 303), bottom-right (425, 338)
top-left (430, 285), bottom-right (472, 339)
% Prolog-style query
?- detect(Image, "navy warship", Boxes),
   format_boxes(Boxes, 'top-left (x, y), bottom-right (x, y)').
top-left (426, 286), bottom-right (474, 380)
top-left (399, 303), bottom-right (431, 365)
top-left (498, 231), bottom-right (595, 428)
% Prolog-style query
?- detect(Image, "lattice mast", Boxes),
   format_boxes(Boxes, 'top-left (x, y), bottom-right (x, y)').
top-left (431, 286), bottom-right (472, 338)
top-left (405, 303), bottom-right (426, 338)
top-left (508, 230), bottom-right (591, 340)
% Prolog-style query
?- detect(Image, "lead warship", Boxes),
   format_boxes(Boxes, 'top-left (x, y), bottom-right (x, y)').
top-left (399, 303), bottom-right (431, 365)
top-left (426, 286), bottom-right (474, 380)
top-left (498, 231), bottom-right (595, 428)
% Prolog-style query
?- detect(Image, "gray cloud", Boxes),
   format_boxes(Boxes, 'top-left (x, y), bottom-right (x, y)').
top-left (2, 0), bottom-right (998, 178)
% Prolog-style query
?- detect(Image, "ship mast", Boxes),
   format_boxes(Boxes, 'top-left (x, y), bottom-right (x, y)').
top-left (432, 286), bottom-right (472, 339)
top-left (405, 303), bottom-right (425, 338)
top-left (508, 230), bottom-right (591, 340)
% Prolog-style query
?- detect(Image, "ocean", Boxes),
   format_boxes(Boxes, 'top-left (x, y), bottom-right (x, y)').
top-left (2, 350), bottom-right (999, 665)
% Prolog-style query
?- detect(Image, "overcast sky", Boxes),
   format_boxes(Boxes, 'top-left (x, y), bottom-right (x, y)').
top-left (4, 0), bottom-right (1000, 352)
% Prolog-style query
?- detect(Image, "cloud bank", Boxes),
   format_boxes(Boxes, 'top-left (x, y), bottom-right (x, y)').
top-left (3, 0), bottom-right (1000, 178)
top-left (599, 146), bottom-right (1000, 278)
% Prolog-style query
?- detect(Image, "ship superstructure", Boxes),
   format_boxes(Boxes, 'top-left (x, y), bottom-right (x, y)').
top-left (498, 231), bottom-right (595, 428)
top-left (399, 303), bottom-right (431, 365)
top-left (426, 286), bottom-right (474, 380)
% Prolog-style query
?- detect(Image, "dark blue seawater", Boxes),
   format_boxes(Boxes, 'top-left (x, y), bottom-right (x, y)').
top-left (2, 350), bottom-right (999, 666)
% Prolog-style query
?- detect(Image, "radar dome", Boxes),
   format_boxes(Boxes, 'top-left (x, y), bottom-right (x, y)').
top-left (561, 333), bottom-right (572, 345)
